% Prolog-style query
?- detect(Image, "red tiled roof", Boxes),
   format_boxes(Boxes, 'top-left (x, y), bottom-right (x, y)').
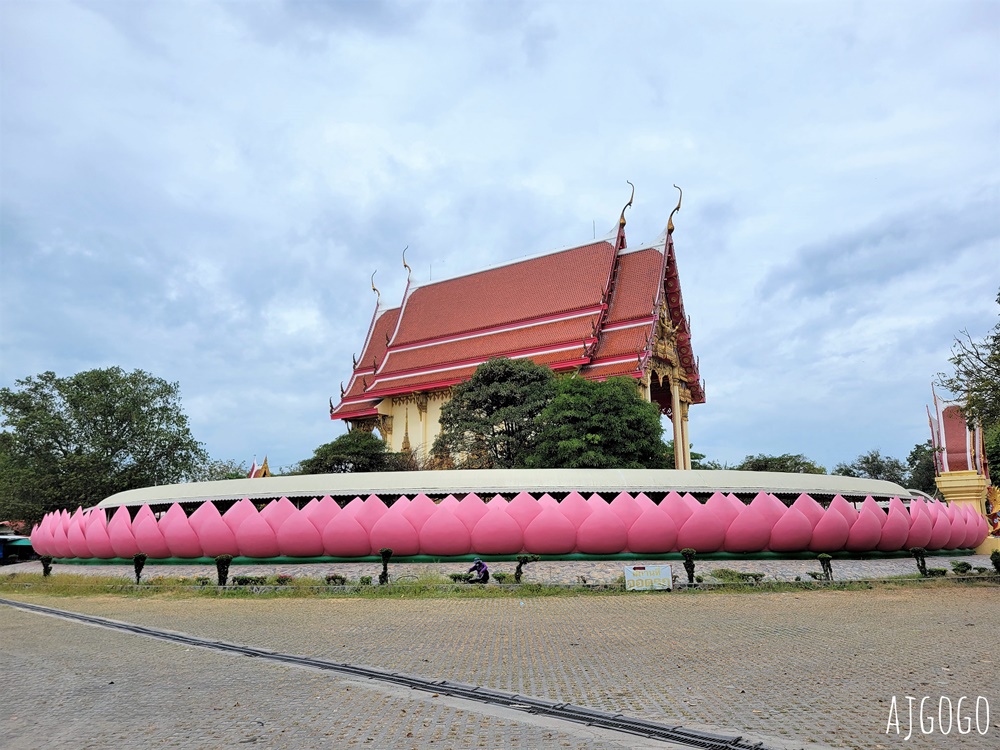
top-left (392, 240), bottom-right (617, 345)
top-left (331, 218), bottom-right (704, 418)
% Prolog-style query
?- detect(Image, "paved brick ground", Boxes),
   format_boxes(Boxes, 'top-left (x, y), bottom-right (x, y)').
top-left (2, 560), bottom-right (997, 750)
top-left (1, 605), bottom-right (670, 750)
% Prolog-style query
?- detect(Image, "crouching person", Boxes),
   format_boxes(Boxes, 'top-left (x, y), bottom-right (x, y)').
top-left (466, 558), bottom-right (489, 584)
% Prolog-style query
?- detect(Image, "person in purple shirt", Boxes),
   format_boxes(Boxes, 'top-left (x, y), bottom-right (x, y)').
top-left (466, 558), bottom-right (489, 584)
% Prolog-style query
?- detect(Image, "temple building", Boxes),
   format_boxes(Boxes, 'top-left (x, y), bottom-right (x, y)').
top-left (330, 190), bottom-right (705, 469)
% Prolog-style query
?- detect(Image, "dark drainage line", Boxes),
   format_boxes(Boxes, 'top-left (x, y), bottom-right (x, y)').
top-left (1, 598), bottom-right (775, 750)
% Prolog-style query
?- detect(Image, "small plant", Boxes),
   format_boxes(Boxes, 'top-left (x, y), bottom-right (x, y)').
top-left (492, 571), bottom-right (510, 584)
top-left (991, 550), bottom-right (1000, 576)
top-left (325, 573), bottom-right (347, 586)
top-left (927, 568), bottom-right (948, 577)
top-left (950, 561), bottom-right (972, 575)
top-left (910, 547), bottom-right (928, 577)
top-left (817, 554), bottom-right (833, 581)
top-left (214, 554), bottom-right (233, 586)
top-left (275, 574), bottom-right (294, 586)
top-left (695, 575), bottom-right (704, 583)
top-left (195, 575), bottom-right (212, 586)
top-left (806, 571), bottom-right (826, 581)
top-left (378, 548), bottom-right (393, 585)
top-left (974, 566), bottom-right (989, 575)
top-left (132, 553), bottom-right (147, 584)
top-left (39, 555), bottom-right (53, 577)
top-left (514, 554), bottom-right (540, 583)
top-left (680, 548), bottom-right (696, 585)
top-left (232, 575), bottom-right (267, 586)
top-left (577, 575), bottom-right (588, 585)
top-left (448, 572), bottom-right (472, 582)
top-left (358, 575), bottom-right (373, 586)
top-left (794, 575), bottom-right (802, 582)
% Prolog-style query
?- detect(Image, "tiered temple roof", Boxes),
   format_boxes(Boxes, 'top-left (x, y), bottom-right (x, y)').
top-left (331, 203), bottom-right (704, 424)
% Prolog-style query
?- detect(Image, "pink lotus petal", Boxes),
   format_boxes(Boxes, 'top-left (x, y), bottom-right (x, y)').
top-left (160, 504), bottom-right (204, 558)
top-left (403, 493), bottom-right (438, 533)
top-left (876, 506), bottom-right (911, 552)
top-left (235, 513), bottom-right (281, 558)
top-left (276, 510), bottom-right (325, 557)
top-left (454, 493), bottom-right (489, 532)
top-left (861, 497), bottom-right (887, 527)
top-left (676, 503), bottom-right (726, 553)
top-left (370, 509), bottom-right (420, 556)
top-left (322, 513), bottom-right (372, 557)
top-left (845, 508), bottom-right (882, 552)
top-left (108, 506), bottom-right (140, 558)
top-left (576, 501), bottom-right (627, 554)
top-left (808, 508), bottom-right (850, 552)
top-left (609, 492), bottom-right (642, 530)
top-left (661, 490), bottom-right (693, 528)
top-left (507, 491), bottom-right (542, 530)
top-left (559, 492), bottom-right (592, 528)
top-left (829, 495), bottom-right (859, 529)
top-left (260, 496), bottom-right (297, 533)
top-left (197, 511), bottom-right (239, 557)
top-left (705, 492), bottom-right (739, 531)
top-left (723, 502), bottom-right (772, 553)
top-left (133, 514), bottom-right (173, 558)
top-left (768, 507), bottom-right (814, 552)
top-left (523, 506), bottom-right (576, 555)
top-left (627, 506), bottom-right (678, 553)
top-left (791, 494), bottom-right (825, 529)
top-left (471, 506), bottom-right (523, 555)
top-left (419, 507), bottom-right (472, 556)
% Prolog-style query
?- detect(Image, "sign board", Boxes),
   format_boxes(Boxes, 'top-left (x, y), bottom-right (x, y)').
top-left (624, 564), bottom-right (672, 591)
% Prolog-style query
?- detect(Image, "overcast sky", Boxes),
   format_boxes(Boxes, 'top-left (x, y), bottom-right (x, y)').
top-left (1, 0), bottom-right (998, 475)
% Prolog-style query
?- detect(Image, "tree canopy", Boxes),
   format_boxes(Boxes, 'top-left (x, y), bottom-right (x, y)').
top-left (525, 376), bottom-right (669, 469)
top-left (833, 449), bottom-right (908, 485)
top-left (937, 287), bottom-right (1000, 429)
top-left (733, 453), bottom-right (827, 474)
top-left (294, 429), bottom-right (415, 474)
top-left (0, 368), bottom-right (207, 525)
top-left (433, 358), bottom-right (555, 469)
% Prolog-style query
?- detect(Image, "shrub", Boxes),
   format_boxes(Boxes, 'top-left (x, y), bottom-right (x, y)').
top-left (991, 550), bottom-right (1000, 576)
top-left (214, 554), bottom-right (233, 586)
top-left (378, 548), bottom-right (393, 585)
top-left (358, 575), bottom-right (373, 586)
top-left (232, 575), bottom-right (267, 586)
top-left (195, 575), bottom-right (212, 586)
top-left (39, 555), bottom-right (53, 577)
top-left (974, 566), bottom-right (989, 575)
top-left (806, 571), bottom-right (826, 581)
top-left (817, 553), bottom-right (833, 581)
top-left (325, 573), bottom-right (347, 586)
top-left (680, 548), bottom-right (696, 585)
top-left (492, 571), bottom-right (510, 584)
top-left (909, 547), bottom-right (928, 577)
top-left (514, 555), bottom-right (540, 583)
top-left (950, 561), bottom-right (973, 575)
top-left (448, 572), bottom-right (472, 582)
top-left (927, 568), bottom-right (947, 577)
top-left (275, 574), bottom-right (294, 586)
top-left (132, 553), bottom-right (147, 584)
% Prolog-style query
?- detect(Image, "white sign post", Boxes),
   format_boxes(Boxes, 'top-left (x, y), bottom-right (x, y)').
top-left (624, 564), bottom-right (672, 591)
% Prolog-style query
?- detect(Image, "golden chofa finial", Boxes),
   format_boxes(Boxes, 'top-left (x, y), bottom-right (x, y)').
top-left (370, 270), bottom-right (381, 306)
top-left (619, 180), bottom-right (635, 227)
top-left (667, 184), bottom-right (683, 235)
top-left (402, 245), bottom-right (412, 281)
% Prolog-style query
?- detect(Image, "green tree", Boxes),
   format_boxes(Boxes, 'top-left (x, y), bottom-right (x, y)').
top-left (190, 458), bottom-right (248, 481)
top-left (295, 430), bottom-right (394, 474)
top-left (937, 288), bottom-right (1000, 429)
top-left (984, 423), bottom-right (1000, 482)
top-left (0, 368), bottom-right (206, 525)
top-left (433, 358), bottom-right (555, 469)
top-left (906, 441), bottom-right (939, 496)
top-left (526, 377), bottom-right (669, 469)
top-left (735, 453), bottom-right (827, 474)
top-left (661, 439), bottom-right (710, 470)
top-left (833, 449), bottom-right (907, 485)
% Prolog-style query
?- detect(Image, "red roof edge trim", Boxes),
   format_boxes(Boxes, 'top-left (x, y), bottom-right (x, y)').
top-left (602, 316), bottom-right (656, 333)
top-left (330, 404), bottom-right (380, 420)
top-left (368, 343), bottom-right (591, 392)
top-left (383, 305), bottom-right (604, 357)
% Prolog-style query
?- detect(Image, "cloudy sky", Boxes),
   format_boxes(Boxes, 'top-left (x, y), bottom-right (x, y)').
top-left (1, 0), bottom-right (998, 475)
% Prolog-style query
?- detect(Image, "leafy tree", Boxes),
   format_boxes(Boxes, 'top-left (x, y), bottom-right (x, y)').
top-left (735, 453), bottom-right (827, 474)
top-left (936, 288), bottom-right (1000, 429)
top-left (526, 377), bottom-right (669, 469)
top-left (190, 458), bottom-right (248, 482)
top-left (0, 368), bottom-right (206, 526)
top-left (434, 358), bottom-right (555, 469)
top-left (986, 423), bottom-right (1000, 482)
top-left (295, 430), bottom-right (395, 474)
top-left (906, 441), bottom-right (939, 496)
top-left (662, 440), bottom-right (711, 469)
top-left (833, 449), bottom-right (908, 485)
